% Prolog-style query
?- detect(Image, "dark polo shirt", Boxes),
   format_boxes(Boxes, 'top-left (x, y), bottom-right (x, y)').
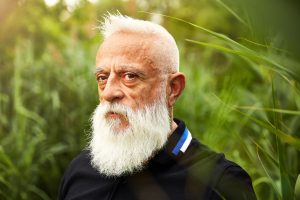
top-left (59, 119), bottom-right (256, 200)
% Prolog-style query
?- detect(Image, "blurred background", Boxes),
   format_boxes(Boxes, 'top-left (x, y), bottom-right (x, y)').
top-left (1, 0), bottom-right (300, 199)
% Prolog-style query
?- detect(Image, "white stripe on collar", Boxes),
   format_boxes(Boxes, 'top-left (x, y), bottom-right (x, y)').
top-left (180, 129), bottom-right (192, 153)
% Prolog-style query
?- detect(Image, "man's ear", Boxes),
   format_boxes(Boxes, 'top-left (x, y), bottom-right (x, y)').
top-left (167, 72), bottom-right (185, 107)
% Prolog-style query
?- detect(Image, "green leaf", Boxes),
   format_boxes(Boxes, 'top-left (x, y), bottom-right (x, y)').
top-left (28, 185), bottom-right (52, 200)
top-left (0, 146), bottom-right (17, 173)
top-left (295, 174), bottom-right (300, 199)
top-left (234, 106), bottom-right (300, 116)
top-left (213, 95), bottom-right (300, 150)
top-left (272, 78), bottom-right (294, 200)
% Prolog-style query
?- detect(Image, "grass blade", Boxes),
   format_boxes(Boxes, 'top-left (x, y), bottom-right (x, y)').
top-left (295, 174), bottom-right (300, 199)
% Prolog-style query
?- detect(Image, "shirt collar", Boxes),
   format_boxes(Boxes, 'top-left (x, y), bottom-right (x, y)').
top-left (148, 118), bottom-right (193, 171)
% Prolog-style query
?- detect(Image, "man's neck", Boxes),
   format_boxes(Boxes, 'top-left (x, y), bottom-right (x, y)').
top-left (170, 120), bottom-right (178, 136)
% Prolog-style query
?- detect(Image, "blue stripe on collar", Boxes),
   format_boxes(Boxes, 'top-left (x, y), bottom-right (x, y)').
top-left (172, 127), bottom-right (192, 156)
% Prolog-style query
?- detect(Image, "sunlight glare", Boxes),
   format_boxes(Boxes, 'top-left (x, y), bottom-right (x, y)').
top-left (44, 0), bottom-right (59, 7)
top-left (87, 0), bottom-right (98, 3)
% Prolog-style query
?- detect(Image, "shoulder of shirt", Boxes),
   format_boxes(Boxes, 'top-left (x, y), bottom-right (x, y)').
top-left (183, 137), bottom-right (256, 198)
top-left (179, 138), bottom-right (223, 165)
top-left (63, 150), bottom-right (94, 178)
top-left (58, 150), bottom-right (93, 199)
top-left (214, 159), bottom-right (256, 199)
top-left (182, 137), bottom-right (245, 169)
top-left (181, 138), bottom-right (250, 182)
top-left (70, 150), bottom-right (90, 166)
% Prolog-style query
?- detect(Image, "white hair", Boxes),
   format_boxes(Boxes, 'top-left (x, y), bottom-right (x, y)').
top-left (99, 13), bottom-right (179, 72)
top-left (89, 95), bottom-right (170, 176)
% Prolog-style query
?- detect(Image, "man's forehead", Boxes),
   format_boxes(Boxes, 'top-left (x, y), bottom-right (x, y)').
top-left (96, 33), bottom-right (161, 72)
top-left (99, 33), bottom-right (154, 53)
top-left (100, 31), bottom-right (163, 56)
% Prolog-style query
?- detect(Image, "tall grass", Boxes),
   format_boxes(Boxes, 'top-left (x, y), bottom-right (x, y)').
top-left (0, 40), bottom-right (98, 199)
top-left (169, 10), bottom-right (300, 200)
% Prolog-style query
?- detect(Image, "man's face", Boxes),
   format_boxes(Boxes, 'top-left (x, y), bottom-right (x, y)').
top-left (90, 31), bottom-right (185, 176)
top-left (95, 32), bottom-right (167, 130)
top-left (91, 33), bottom-right (172, 175)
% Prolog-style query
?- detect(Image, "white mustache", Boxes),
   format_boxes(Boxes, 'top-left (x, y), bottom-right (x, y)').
top-left (100, 102), bottom-right (130, 119)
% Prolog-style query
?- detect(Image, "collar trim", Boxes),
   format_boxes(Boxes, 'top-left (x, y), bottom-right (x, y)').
top-left (171, 127), bottom-right (192, 156)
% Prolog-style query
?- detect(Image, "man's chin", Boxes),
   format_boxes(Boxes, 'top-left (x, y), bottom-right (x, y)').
top-left (110, 125), bottom-right (129, 134)
top-left (105, 119), bottom-right (130, 134)
top-left (105, 113), bottom-right (129, 131)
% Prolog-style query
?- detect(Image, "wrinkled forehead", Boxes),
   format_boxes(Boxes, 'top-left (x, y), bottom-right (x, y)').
top-left (96, 32), bottom-right (164, 71)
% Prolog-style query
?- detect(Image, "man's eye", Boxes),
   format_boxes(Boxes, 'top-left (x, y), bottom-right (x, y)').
top-left (123, 73), bottom-right (137, 81)
top-left (96, 75), bottom-right (108, 84)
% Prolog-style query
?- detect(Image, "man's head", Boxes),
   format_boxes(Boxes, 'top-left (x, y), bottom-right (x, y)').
top-left (89, 14), bottom-right (185, 176)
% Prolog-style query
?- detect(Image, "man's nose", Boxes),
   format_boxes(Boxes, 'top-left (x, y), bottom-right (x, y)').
top-left (100, 75), bottom-right (124, 103)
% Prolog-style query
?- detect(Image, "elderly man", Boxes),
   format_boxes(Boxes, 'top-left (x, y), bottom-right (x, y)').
top-left (59, 14), bottom-right (256, 200)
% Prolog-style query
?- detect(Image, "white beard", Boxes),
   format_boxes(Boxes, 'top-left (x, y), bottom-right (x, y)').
top-left (88, 96), bottom-right (171, 177)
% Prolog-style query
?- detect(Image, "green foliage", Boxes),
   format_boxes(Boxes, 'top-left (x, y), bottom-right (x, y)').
top-left (0, 38), bottom-right (99, 199)
top-left (1, 0), bottom-right (299, 199)
top-left (172, 2), bottom-right (300, 199)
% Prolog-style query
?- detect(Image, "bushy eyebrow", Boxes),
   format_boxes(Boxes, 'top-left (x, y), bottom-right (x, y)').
top-left (94, 66), bottom-right (105, 75)
top-left (94, 65), bottom-right (147, 78)
top-left (119, 65), bottom-right (146, 77)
